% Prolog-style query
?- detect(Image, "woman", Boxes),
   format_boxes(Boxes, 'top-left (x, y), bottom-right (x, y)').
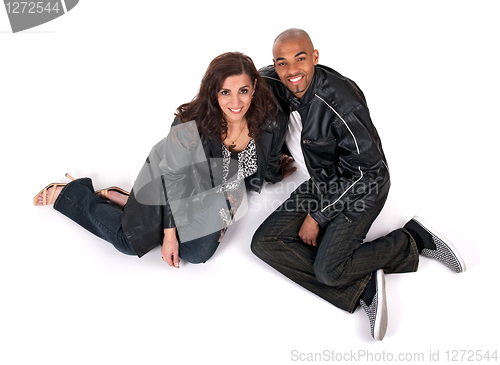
top-left (34, 52), bottom-right (294, 268)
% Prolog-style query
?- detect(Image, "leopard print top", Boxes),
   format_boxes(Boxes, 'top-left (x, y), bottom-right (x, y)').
top-left (218, 138), bottom-right (257, 192)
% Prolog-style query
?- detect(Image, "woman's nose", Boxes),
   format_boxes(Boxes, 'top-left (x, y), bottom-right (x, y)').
top-left (229, 94), bottom-right (240, 106)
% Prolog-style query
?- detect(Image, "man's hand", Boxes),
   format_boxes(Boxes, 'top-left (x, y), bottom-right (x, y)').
top-left (281, 154), bottom-right (297, 179)
top-left (161, 228), bottom-right (180, 268)
top-left (299, 214), bottom-right (320, 246)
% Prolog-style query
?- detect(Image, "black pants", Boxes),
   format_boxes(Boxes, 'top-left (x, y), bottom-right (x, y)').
top-left (251, 180), bottom-right (419, 313)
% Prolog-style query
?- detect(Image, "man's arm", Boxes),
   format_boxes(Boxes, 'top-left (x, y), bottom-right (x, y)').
top-left (308, 103), bottom-right (387, 228)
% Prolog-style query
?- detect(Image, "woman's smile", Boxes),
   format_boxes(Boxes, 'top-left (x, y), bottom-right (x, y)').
top-left (218, 74), bottom-right (255, 124)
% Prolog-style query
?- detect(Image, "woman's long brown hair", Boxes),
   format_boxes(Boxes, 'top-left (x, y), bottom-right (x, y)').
top-left (175, 52), bottom-right (277, 141)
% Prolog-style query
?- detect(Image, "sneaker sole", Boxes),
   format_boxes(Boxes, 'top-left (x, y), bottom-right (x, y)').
top-left (373, 269), bottom-right (388, 341)
top-left (412, 216), bottom-right (466, 272)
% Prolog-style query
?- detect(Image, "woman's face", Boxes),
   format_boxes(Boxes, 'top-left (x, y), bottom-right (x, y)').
top-left (217, 73), bottom-right (256, 124)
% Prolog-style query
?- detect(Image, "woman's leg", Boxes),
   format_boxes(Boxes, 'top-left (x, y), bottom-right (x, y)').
top-left (177, 230), bottom-right (222, 264)
top-left (53, 178), bottom-right (136, 255)
top-left (176, 192), bottom-right (234, 264)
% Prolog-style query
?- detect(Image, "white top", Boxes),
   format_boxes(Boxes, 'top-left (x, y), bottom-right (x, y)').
top-left (286, 110), bottom-right (310, 178)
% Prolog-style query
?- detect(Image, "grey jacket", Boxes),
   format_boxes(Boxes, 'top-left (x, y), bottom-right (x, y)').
top-left (122, 117), bottom-right (286, 257)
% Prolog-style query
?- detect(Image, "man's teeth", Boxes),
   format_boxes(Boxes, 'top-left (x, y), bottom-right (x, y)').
top-left (289, 76), bottom-right (303, 82)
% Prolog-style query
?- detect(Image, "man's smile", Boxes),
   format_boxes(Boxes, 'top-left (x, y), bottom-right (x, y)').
top-left (288, 75), bottom-right (304, 85)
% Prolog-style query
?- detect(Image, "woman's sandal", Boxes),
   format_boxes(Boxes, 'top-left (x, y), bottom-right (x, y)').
top-left (33, 173), bottom-right (76, 206)
top-left (94, 186), bottom-right (130, 201)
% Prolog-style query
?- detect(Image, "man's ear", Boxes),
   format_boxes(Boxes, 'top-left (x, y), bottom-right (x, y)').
top-left (313, 49), bottom-right (319, 65)
top-left (273, 59), bottom-right (277, 69)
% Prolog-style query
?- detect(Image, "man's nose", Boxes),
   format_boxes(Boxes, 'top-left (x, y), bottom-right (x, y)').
top-left (288, 62), bottom-right (299, 75)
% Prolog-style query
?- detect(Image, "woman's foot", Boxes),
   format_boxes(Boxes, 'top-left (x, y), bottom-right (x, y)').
top-left (107, 190), bottom-right (129, 207)
top-left (35, 185), bottom-right (64, 206)
top-left (34, 174), bottom-right (76, 206)
top-left (96, 189), bottom-right (129, 207)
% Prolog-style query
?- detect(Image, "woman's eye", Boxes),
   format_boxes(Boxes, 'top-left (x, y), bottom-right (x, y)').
top-left (220, 90), bottom-right (229, 96)
top-left (240, 89), bottom-right (248, 94)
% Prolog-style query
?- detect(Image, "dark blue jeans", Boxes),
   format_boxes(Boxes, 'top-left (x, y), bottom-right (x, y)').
top-left (251, 180), bottom-right (419, 313)
top-left (54, 178), bottom-right (222, 263)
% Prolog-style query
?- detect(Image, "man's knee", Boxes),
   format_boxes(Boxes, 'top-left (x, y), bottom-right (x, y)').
top-left (250, 227), bottom-right (274, 262)
top-left (313, 261), bottom-right (344, 287)
top-left (250, 231), bottom-right (265, 258)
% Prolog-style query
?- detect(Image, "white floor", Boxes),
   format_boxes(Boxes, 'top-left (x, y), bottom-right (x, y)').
top-left (2, 2), bottom-right (499, 364)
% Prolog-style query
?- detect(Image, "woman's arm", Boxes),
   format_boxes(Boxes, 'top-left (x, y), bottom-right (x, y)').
top-left (161, 228), bottom-right (180, 268)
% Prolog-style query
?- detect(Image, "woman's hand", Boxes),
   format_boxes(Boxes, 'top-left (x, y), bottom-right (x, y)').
top-left (281, 154), bottom-right (297, 179)
top-left (161, 228), bottom-right (180, 268)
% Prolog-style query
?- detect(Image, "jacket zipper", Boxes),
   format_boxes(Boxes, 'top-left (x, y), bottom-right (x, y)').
top-left (302, 139), bottom-right (336, 145)
top-left (300, 139), bottom-right (323, 196)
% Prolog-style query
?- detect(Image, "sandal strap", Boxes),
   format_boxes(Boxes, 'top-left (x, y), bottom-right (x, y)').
top-left (47, 184), bottom-right (57, 205)
top-left (100, 189), bottom-right (110, 200)
top-left (96, 187), bottom-right (129, 200)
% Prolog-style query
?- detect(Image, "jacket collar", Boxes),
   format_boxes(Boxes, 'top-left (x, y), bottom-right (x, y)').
top-left (203, 128), bottom-right (270, 160)
top-left (201, 127), bottom-right (272, 193)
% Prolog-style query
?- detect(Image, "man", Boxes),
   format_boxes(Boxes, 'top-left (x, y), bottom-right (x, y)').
top-left (251, 29), bottom-right (466, 341)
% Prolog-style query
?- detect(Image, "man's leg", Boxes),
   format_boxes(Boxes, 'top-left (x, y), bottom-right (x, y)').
top-left (251, 180), bottom-right (370, 313)
top-left (251, 180), bottom-right (420, 341)
top-left (313, 203), bottom-right (419, 289)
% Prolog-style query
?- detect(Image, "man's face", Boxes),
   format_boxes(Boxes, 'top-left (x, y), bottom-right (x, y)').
top-left (273, 37), bottom-right (319, 98)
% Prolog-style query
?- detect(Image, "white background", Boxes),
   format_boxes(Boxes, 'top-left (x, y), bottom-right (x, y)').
top-left (1, 1), bottom-right (499, 364)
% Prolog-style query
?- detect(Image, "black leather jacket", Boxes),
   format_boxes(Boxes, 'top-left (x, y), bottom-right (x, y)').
top-left (260, 64), bottom-right (390, 227)
top-left (122, 117), bottom-right (286, 257)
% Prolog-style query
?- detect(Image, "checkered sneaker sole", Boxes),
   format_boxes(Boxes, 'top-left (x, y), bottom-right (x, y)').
top-left (360, 270), bottom-right (387, 341)
top-left (412, 216), bottom-right (466, 273)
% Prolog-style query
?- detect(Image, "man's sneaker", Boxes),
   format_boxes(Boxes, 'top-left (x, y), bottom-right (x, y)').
top-left (359, 269), bottom-right (387, 341)
top-left (404, 216), bottom-right (466, 273)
